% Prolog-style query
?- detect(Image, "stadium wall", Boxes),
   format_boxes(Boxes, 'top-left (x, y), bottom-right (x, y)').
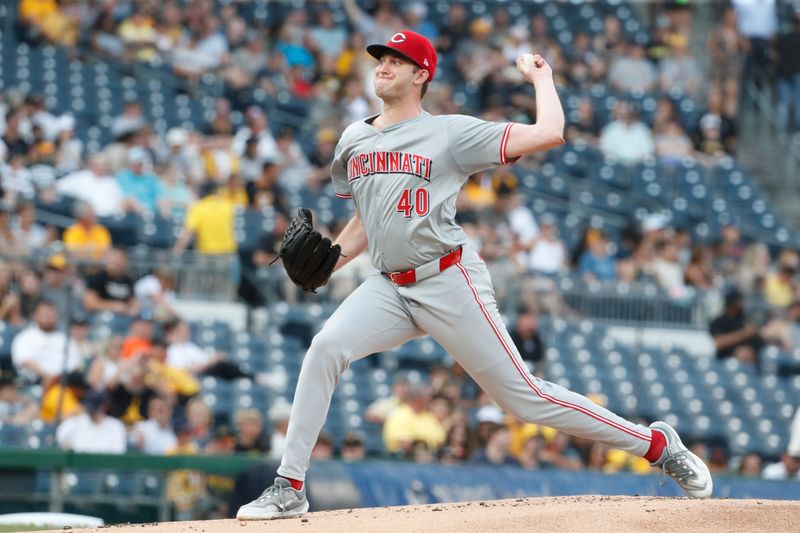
top-left (1, 451), bottom-right (797, 524)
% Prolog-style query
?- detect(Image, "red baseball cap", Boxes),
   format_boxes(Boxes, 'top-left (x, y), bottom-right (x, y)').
top-left (366, 30), bottom-right (438, 81)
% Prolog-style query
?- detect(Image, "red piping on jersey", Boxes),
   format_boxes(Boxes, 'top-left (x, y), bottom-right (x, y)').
top-left (335, 192), bottom-right (352, 199)
top-left (500, 123), bottom-right (513, 165)
top-left (454, 261), bottom-right (652, 443)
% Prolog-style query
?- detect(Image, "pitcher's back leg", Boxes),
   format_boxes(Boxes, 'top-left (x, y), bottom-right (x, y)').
top-left (414, 256), bottom-right (652, 457)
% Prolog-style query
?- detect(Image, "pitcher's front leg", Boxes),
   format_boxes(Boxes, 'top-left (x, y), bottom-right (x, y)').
top-left (277, 275), bottom-right (422, 481)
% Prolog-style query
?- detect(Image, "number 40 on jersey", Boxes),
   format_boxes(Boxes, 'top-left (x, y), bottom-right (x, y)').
top-left (396, 188), bottom-right (429, 218)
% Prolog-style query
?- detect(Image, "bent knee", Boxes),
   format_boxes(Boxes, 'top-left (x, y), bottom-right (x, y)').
top-left (306, 330), bottom-right (351, 368)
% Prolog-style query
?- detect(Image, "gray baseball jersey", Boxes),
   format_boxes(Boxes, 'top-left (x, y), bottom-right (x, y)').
top-left (276, 111), bottom-right (656, 483)
top-left (331, 111), bottom-right (515, 272)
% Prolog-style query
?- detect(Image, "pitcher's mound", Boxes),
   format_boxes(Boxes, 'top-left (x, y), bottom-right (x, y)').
top-left (51, 496), bottom-right (799, 533)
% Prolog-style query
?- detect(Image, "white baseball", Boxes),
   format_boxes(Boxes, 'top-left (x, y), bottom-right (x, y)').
top-left (522, 54), bottom-right (535, 66)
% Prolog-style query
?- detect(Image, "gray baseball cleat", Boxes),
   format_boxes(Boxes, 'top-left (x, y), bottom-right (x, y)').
top-left (236, 477), bottom-right (310, 520)
top-left (649, 421), bottom-right (713, 498)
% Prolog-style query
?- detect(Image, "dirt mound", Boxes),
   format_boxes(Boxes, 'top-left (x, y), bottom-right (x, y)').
top-left (46, 496), bottom-right (799, 533)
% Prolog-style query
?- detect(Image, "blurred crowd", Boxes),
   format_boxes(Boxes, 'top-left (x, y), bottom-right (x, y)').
top-left (0, 1), bottom-right (799, 514)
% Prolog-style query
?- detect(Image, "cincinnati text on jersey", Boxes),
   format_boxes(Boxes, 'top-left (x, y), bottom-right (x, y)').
top-left (347, 151), bottom-right (433, 182)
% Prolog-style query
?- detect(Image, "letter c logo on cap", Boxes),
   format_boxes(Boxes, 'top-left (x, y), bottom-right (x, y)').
top-left (390, 32), bottom-right (406, 43)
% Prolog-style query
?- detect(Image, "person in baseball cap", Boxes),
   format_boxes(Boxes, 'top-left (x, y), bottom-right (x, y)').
top-left (366, 30), bottom-right (438, 100)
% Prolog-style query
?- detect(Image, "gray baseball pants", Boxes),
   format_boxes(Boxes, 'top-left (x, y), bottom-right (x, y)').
top-left (278, 245), bottom-right (653, 481)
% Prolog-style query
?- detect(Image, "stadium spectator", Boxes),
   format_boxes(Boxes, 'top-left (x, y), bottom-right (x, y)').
top-left (273, 128), bottom-right (311, 189)
top-left (775, 10), bottom-right (800, 134)
top-left (111, 101), bottom-right (147, 143)
top-left (733, 0), bottom-right (777, 86)
top-left (366, 373), bottom-right (409, 425)
top-left (695, 114), bottom-right (729, 165)
top-left (469, 423), bottom-right (520, 467)
top-left (220, 174), bottom-right (248, 209)
top-left (707, 6), bottom-right (748, 118)
top-left (164, 318), bottom-right (248, 380)
top-left (86, 335), bottom-right (127, 391)
top-left (0, 210), bottom-right (18, 257)
top-left (142, 335), bottom-right (201, 412)
top-left (16, 268), bottom-right (42, 321)
top-left (158, 128), bottom-right (202, 183)
top-left (517, 433), bottom-right (544, 469)
top-left (764, 265), bottom-right (796, 308)
top-left (738, 453), bottom-right (763, 477)
top-left (684, 247), bottom-right (716, 290)
top-left (39, 253), bottom-right (73, 322)
top-left (1, 153), bottom-right (35, 204)
top-left (63, 202), bottom-right (112, 260)
top-left (341, 432), bottom-right (367, 461)
top-left (692, 88), bottom-right (738, 154)
top-left (527, 215), bottom-right (567, 275)
top-left (649, 239), bottom-right (692, 299)
top-left (238, 138), bottom-right (263, 184)
top-left (654, 121), bottom-right (694, 167)
top-left (709, 288), bottom-right (763, 365)
top-left (762, 445), bottom-right (800, 481)
top-left (599, 102), bottom-right (655, 165)
top-left (11, 201), bottom-right (49, 254)
top-left (130, 394), bottom-right (178, 455)
top-left (116, 147), bottom-right (162, 215)
top-left (11, 299), bottom-right (83, 384)
top-left (170, 16), bottom-right (229, 81)
top-left (69, 313), bottom-right (95, 360)
top-left (343, 0), bottom-right (401, 51)
top-left (310, 8), bottom-right (348, 58)
top-left (659, 41), bottom-right (702, 97)
top-left (440, 417), bottom-right (477, 464)
top-left (0, 376), bottom-right (37, 425)
top-left (157, 163), bottom-right (196, 217)
top-left (134, 268), bottom-right (178, 321)
top-left (508, 306), bottom-right (545, 367)
top-left (223, 35), bottom-right (270, 96)
top-left (402, 2), bottom-right (438, 41)
top-left (428, 394), bottom-right (456, 434)
top-left (185, 396), bottom-right (213, 451)
top-left (232, 107), bottom-right (279, 164)
top-left (736, 242), bottom-right (770, 294)
top-left (39, 371), bottom-right (88, 423)
top-left (0, 262), bottom-right (22, 325)
top-left (117, 6), bottom-right (158, 63)
top-left (233, 409), bottom-right (270, 454)
top-left (106, 355), bottom-right (158, 423)
top-left (56, 154), bottom-right (126, 217)
top-left (383, 383), bottom-right (445, 455)
top-left (538, 431), bottom-right (584, 470)
top-left (121, 313), bottom-right (155, 360)
top-left (83, 248), bottom-right (137, 315)
top-left (578, 229), bottom-right (617, 283)
top-left (267, 401), bottom-right (292, 460)
top-left (608, 42), bottom-right (657, 93)
top-left (87, 7), bottom-right (123, 59)
top-left (247, 161), bottom-right (289, 216)
top-left (16, 0), bottom-right (58, 44)
top-left (566, 98), bottom-right (602, 143)
top-left (586, 442), bottom-right (612, 471)
top-left (56, 390), bottom-right (127, 454)
top-left (174, 182), bottom-right (236, 256)
top-left (714, 218), bottom-right (746, 277)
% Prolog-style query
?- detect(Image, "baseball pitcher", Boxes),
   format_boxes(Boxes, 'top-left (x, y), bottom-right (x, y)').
top-left (237, 30), bottom-right (712, 520)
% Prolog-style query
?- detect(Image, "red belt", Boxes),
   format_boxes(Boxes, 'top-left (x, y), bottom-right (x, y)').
top-left (383, 247), bottom-right (463, 286)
